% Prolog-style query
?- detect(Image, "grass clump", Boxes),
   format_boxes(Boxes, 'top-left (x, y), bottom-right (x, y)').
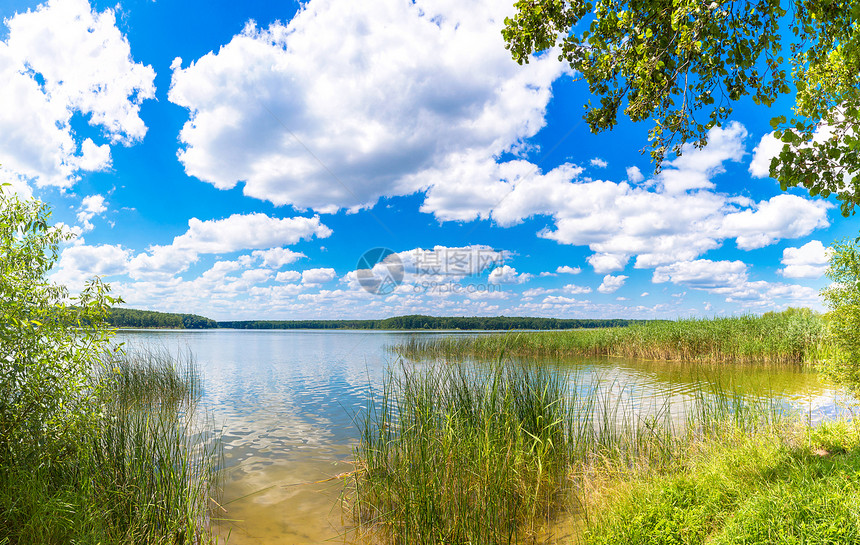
top-left (0, 349), bottom-right (221, 544)
top-left (350, 362), bottom-right (574, 544)
top-left (396, 309), bottom-right (825, 365)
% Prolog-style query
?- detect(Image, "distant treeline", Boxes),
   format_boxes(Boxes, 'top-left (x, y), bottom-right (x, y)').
top-left (217, 315), bottom-right (646, 330)
top-left (108, 309), bottom-right (647, 330)
top-left (108, 308), bottom-right (218, 329)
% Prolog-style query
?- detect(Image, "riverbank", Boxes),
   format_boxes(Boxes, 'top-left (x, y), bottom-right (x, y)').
top-left (393, 309), bottom-right (825, 365)
top-left (583, 419), bottom-right (860, 544)
top-left (347, 358), bottom-right (858, 544)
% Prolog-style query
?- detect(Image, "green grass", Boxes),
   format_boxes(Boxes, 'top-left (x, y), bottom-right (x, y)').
top-left (347, 359), bottom-right (780, 544)
top-left (0, 349), bottom-right (221, 544)
top-left (584, 420), bottom-right (860, 545)
top-left (394, 309), bottom-right (825, 365)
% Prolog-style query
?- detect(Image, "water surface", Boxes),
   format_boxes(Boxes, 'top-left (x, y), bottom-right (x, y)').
top-left (115, 329), bottom-right (848, 544)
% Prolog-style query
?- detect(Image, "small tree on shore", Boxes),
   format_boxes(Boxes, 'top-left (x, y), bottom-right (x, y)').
top-left (0, 191), bottom-right (118, 459)
top-left (820, 238), bottom-right (860, 391)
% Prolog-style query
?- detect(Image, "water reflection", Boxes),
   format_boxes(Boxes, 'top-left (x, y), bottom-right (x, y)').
top-left (114, 329), bottom-right (850, 544)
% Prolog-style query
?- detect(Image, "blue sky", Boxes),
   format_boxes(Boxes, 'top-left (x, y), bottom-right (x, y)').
top-left (1, 0), bottom-right (856, 320)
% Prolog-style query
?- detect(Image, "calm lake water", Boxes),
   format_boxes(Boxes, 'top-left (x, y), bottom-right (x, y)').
top-left (114, 329), bottom-right (849, 544)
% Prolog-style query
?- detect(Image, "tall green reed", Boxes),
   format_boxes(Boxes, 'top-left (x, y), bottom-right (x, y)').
top-left (348, 359), bottom-right (782, 544)
top-left (394, 309), bottom-right (825, 366)
top-left (0, 348), bottom-right (221, 544)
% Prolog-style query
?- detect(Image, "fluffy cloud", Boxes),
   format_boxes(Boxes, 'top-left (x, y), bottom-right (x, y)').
top-left (586, 253), bottom-right (630, 274)
top-left (653, 258), bottom-right (822, 307)
top-left (170, 213), bottom-right (331, 254)
top-left (252, 247), bottom-right (306, 268)
top-left (55, 212), bottom-right (331, 284)
top-left (657, 122), bottom-right (747, 194)
top-left (563, 284), bottom-right (592, 294)
top-left (488, 265), bottom-right (532, 284)
top-left (301, 268), bottom-right (337, 285)
top-left (597, 274), bottom-right (627, 294)
top-left (126, 213), bottom-right (329, 279)
top-left (522, 287), bottom-right (558, 298)
top-left (0, 0), bottom-right (154, 189)
top-left (76, 194), bottom-right (107, 232)
top-left (556, 265), bottom-right (582, 274)
top-left (169, 0), bottom-right (564, 213)
top-left (652, 260), bottom-right (748, 289)
top-left (626, 166), bottom-right (644, 183)
top-left (479, 123), bottom-right (831, 272)
top-left (397, 245), bottom-right (507, 280)
top-left (749, 132), bottom-right (782, 178)
top-left (275, 270), bottom-right (302, 283)
top-left (342, 244), bottom-right (511, 295)
top-left (590, 158), bottom-right (608, 168)
top-left (52, 243), bottom-right (131, 289)
top-left (720, 194), bottom-right (831, 250)
top-left (780, 240), bottom-right (830, 279)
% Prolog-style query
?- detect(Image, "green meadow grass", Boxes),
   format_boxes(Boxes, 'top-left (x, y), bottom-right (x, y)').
top-left (583, 419), bottom-right (860, 545)
top-left (394, 309), bottom-right (825, 365)
top-left (0, 349), bottom-right (221, 544)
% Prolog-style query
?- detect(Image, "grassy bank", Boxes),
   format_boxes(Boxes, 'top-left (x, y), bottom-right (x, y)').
top-left (347, 359), bottom-right (785, 544)
top-left (584, 420), bottom-right (860, 544)
top-left (394, 309), bottom-right (825, 365)
top-left (0, 350), bottom-right (220, 544)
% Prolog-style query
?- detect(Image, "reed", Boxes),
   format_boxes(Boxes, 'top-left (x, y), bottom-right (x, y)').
top-left (348, 359), bottom-right (779, 544)
top-left (0, 349), bottom-right (221, 544)
top-left (394, 309), bottom-right (825, 365)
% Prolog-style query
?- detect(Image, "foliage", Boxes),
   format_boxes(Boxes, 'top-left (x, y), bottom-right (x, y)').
top-left (0, 194), bottom-right (220, 543)
top-left (0, 193), bottom-right (117, 456)
top-left (503, 0), bottom-right (860, 215)
top-left (395, 310), bottom-right (825, 365)
top-left (820, 238), bottom-right (860, 390)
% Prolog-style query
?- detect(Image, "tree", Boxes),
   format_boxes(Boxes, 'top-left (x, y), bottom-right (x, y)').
top-left (0, 192), bottom-right (118, 457)
top-left (820, 238), bottom-right (860, 391)
top-left (503, 0), bottom-right (860, 215)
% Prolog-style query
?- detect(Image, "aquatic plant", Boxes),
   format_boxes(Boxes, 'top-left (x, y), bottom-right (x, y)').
top-left (0, 350), bottom-right (221, 544)
top-left (393, 310), bottom-right (825, 366)
top-left (347, 359), bottom-right (779, 544)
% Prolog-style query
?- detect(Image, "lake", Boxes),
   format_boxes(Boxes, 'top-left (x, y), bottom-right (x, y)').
top-left (114, 329), bottom-right (848, 544)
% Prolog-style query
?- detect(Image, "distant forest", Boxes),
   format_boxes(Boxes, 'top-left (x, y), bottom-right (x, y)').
top-left (108, 308), bottom-right (646, 330)
top-left (108, 308), bottom-right (218, 329)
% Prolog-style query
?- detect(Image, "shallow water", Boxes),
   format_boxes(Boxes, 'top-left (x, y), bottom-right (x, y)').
top-left (115, 329), bottom-right (849, 544)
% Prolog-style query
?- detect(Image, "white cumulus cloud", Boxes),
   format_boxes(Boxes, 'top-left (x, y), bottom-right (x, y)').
top-left (749, 132), bottom-right (782, 178)
top-left (780, 240), bottom-right (830, 279)
top-left (556, 265), bottom-right (582, 274)
top-left (488, 265), bottom-right (532, 284)
top-left (169, 0), bottom-right (565, 213)
top-left (301, 268), bottom-right (337, 285)
top-left (598, 274), bottom-right (627, 294)
top-left (252, 247), bottom-right (306, 269)
top-left (76, 194), bottom-right (108, 232)
top-left (0, 0), bottom-right (154, 190)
